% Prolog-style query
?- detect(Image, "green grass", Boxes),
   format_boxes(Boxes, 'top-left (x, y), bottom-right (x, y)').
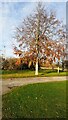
top-left (1, 70), bottom-right (35, 79)
top-left (0, 69), bottom-right (67, 79)
top-left (2, 81), bottom-right (67, 119)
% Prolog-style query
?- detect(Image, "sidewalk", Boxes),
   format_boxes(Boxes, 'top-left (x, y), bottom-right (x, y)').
top-left (1, 76), bottom-right (67, 95)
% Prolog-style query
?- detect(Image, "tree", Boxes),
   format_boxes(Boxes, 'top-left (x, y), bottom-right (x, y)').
top-left (0, 56), bottom-right (3, 70)
top-left (13, 2), bottom-right (66, 74)
top-left (2, 58), bottom-right (9, 70)
top-left (8, 58), bottom-right (17, 70)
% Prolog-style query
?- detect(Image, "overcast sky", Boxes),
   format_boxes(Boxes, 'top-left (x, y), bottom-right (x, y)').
top-left (0, 0), bottom-right (67, 58)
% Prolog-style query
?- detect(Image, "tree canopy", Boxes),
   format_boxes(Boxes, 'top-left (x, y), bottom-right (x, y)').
top-left (13, 3), bottom-right (66, 73)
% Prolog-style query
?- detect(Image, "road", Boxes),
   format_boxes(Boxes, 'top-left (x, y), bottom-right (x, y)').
top-left (0, 76), bottom-right (67, 95)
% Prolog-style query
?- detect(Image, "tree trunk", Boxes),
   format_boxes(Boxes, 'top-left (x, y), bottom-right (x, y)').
top-left (62, 60), bottom-right (64, 71)
top-left (35, 58), bottom-right (38, 75)
top-left (35, 12), bottom-right (40, 75)
top-left (35, 41), bottom-right (39, 75)
top-left (58, 61), bottom-right (60, 73)
top-left (58, 66), bottom-right (60, 73)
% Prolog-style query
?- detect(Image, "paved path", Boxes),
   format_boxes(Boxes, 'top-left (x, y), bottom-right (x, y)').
top-left (0, 76), bottom-right (67, 95)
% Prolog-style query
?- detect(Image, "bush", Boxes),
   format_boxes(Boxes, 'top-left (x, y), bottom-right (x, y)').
top-left (64, 60), bottom-right (68, 70)
top-left (2, 59), bottom-right (9, 70)
top-left (20, 63), bottom-right (29, 70)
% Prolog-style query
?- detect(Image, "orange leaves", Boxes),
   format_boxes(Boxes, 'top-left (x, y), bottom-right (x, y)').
top-left (15, 59), bottom-right (21, 65)
top-left (13, 46), bottom-right (23, 56)
top-left (13, 3), bottom-right (66, 67)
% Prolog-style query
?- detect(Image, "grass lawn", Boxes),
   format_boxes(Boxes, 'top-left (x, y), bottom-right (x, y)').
top-left (2, 81), bottom-right (67, 119)
top-left (0, 69), bottom-right (67, 79)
